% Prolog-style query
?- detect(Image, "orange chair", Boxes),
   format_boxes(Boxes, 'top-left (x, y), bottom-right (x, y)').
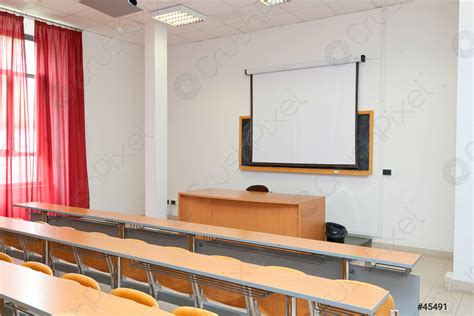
top-left (21, 261), bottom-right (53, 276)
top-left (258, 266), bottom-right (310, 315)
top-left (200, 256), bottom-right (248, 312)
top-left (0, 252), bottom-right (14, 263)
top-left (318, 280), bottom-right (396, 316)
top-left (62, 273), bottom-right (100, 290)
top-left (111, 288), bottom-right (159, 308)
top-left (173, 306), bottom-right (218, 316)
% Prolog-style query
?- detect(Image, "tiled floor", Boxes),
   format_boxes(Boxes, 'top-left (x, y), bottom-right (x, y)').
top-left (414, 255), bottom-right (473, 316)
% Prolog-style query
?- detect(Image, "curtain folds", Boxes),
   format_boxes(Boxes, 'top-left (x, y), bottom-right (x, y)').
top-left (34, 21), bottom-right (89, 208)
top-left (0, 12), bottom-right (32, 218)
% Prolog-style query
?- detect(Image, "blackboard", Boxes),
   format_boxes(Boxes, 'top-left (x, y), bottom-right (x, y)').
top-left (239, 111), bottom-right (373, 176)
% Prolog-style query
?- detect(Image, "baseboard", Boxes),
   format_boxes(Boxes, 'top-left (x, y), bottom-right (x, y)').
top-left (445, 271), bottom-right (474, 293)
top-left (372, 241), bottom-right (453, 259)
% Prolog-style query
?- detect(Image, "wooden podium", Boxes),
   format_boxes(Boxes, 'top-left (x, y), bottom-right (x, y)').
top-left (178, 188), bottom-right (326, 240)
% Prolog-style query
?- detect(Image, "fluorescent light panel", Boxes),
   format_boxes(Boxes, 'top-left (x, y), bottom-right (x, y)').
top-left (152, 5), bottom-right (206, 27)
top-left (260, 0), bottom-right (289, 6)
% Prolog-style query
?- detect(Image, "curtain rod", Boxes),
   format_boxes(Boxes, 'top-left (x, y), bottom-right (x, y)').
top-left (0, 5), bottom-right (83, 32)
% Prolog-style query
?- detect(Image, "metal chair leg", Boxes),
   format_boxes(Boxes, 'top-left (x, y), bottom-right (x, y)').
top-left (19, 239), bottom-right (30, 261)
top-left (285, 296), bottom-right (297, 316)
top-left (145, 263), bottom-right (162, 299)
top-left (190, 274), bottom-right (204, 308)
top-left (72, 247), bottom-right (85, 274)
top-left (105, 255), bottom-right (116, 289)
top-left (244, 288), bottom-right (260, 316)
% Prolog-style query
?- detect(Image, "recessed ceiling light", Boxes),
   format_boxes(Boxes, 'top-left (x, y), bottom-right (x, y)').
top-left (152, 5), bottom-right (206, 27)
top-left (260, 0), bottom-right (289, 6)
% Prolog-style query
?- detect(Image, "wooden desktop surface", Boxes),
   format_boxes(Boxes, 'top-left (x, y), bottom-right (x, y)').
top-left (178, 188), bottom-right (322, 205)
top-left (0, 217), bottom-right (388, 314)
top-left (15, 202), bottom-right (421, 269)
top-left (0, 261), bottom-right (169, 316)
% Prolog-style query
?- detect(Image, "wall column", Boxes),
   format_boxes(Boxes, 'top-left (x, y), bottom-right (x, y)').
top-left (145, 18), bottom-right (167, 218)
top-left (445, 0), bottom-right (474, 292)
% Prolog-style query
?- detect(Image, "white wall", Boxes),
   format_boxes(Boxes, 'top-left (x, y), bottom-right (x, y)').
top-left (451, 0), bottom-right (474, 284)
top-left (168, 0), bottom-right (459, 251)
top-left (83, 32), bottom-right (146, 215)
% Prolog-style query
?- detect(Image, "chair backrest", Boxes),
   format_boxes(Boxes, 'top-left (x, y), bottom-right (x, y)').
top-left (259, 266), bottom-right (308, 316)
top-left (201, 255), bottom-right (246, 309)
top-left (246, 185), bottom-right (269, 192)
top-left (21, 261), bottom-right (53, 276)
top-left (155, 247), bottom-right (193, 295)
top-left (173, 306), bottom-right (218, 316)
top-left (111, 288), bottom-right (159, 308)
top-left (332, 280), bottom-right (395, 316)
top-left (0, 252), bottom-right (14, 263)
top-left (62, 273), bottom-right (100, 290)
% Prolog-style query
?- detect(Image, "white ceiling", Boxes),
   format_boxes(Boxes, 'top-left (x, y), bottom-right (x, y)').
top-left (0, 0), bottom-right (405, 47)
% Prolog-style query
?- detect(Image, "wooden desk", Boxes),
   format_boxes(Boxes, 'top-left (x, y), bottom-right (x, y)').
top-left (15, 202), bottom-right (421, 269)
top-left (0, 217), bottom-right (388, 315)
top-left (178, 188), bottom-right (325, 239)
top-left (0, 261), bottom-right (169, 316)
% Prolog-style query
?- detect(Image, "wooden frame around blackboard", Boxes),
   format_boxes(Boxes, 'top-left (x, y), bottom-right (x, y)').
top-left (239, 110), bottom-right (373, 176)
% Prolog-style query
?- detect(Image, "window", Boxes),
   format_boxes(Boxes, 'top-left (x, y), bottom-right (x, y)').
top-left (0, 17), bottom-right (36, 186)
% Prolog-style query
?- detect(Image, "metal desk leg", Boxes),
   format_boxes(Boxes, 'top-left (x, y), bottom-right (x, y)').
top-left (309, 301), bottom-right (320, 316)
top-left (188, 235), bottom-right (196, 252)
top-left (116, 223), bottom-right (126, 288)
top-left (285, 296), bottom-right (297, 316)
top-left (43, 240), bottom-right (49, 266)
top-left (40, 211), bottom-right (48, 223)
top-left (341, 259), bottom-right (350, 280)
top-left (118, 223), bottom-right (126, 239)
top-left (390, 310), bottom-right (399, 316)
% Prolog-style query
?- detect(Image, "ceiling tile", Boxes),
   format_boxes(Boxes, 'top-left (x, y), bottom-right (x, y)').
top-left (29, 0), bottom-right (88, 15)
top-left (290, 5), bottom-right (335, 21)
top-left (74, 8), bottom-right (115, 24)
top-left (202, 24), bottom-right (236, 37)
top-left (265, 12), bottom-right (302, 27)
top-left (279, 0), bottom-right (322, 11)
top-left (184, 1), bottom-right (235, 16)
top-left (194, 17), bottom-right (224, 30)
top-left (179, 30), bottom-right (214, 41)
top-left (324, 0), bottom-right (377, 15)
top-left (58, 14), bottom-right (99, 29)
top-left (23, 4), bottom-right (70, 20)
top-left (1, 0), bottom-right (403, 48)
top-left (0, 0), bottom-right (31, 10)
top-left (227, 16), bottom-right (271, 34)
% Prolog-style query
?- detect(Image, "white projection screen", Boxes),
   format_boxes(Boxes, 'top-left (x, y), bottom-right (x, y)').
top-left (251, 62), bottom-right (359, 168)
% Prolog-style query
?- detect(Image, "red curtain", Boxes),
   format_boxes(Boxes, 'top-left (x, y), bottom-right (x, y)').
top-left (0, 12), bottom-right (33, 218)
top-left (34, 21), bottom-right (89, 208)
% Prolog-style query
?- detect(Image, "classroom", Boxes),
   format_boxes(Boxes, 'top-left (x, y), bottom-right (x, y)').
top-left (0, 0), bottom-right (472, 315)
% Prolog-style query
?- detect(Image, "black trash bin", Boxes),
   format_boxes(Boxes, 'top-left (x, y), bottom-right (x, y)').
top-left (326, 222), bottom-right (348, 243)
